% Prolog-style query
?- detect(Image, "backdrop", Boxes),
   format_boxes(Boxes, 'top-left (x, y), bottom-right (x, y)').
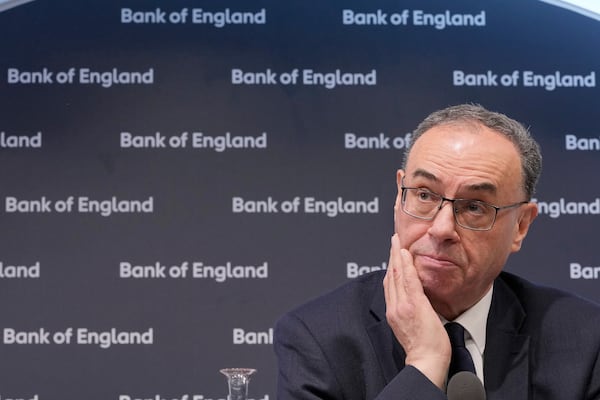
top-left (1, 1), bottom-right (599, 399)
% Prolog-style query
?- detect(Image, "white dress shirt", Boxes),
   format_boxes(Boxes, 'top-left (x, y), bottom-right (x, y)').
top-left (441, 286), bottom-right (493, 384)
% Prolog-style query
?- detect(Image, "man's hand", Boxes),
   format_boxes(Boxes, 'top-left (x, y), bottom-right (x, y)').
top-left (383, 234), bottom-right (451, 389)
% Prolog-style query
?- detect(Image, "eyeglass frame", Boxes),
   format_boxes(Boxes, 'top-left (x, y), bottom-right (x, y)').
top-left (399, 178), bottom-right (529, 231)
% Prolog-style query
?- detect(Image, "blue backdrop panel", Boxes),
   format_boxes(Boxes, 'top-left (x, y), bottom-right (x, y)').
top-left (0, 1), bottom-right (598, 399)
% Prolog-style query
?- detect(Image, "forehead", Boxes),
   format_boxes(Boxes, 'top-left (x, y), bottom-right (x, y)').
top-left (406, 123), bottom-right (523, 196)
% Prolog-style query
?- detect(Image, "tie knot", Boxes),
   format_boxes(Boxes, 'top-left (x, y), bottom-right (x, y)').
top-left (445, 322), bottom-right (476, 378)
top-left (445, 322), bottom-right (467, 348)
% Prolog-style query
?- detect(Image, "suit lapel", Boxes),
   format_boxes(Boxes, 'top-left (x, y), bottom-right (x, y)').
top-left (485, 274), bottom-right (530, 400)
top-left (364, 271), bottom-right (532, 397)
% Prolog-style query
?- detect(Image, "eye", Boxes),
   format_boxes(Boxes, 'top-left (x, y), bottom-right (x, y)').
top-left (416, 189), bottom-right (438, 202)
top-left (460, 200), bottom-right (488, 215)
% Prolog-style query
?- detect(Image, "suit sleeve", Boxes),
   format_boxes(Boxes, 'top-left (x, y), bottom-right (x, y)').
top-left (274, 312), bottom-right (344, 399)
top-left (274, 312), bottom-right (447, 400)
top-left (585, 345), bottom-right (600, 399)
top-left (375, 366), bottom-right (447, 400)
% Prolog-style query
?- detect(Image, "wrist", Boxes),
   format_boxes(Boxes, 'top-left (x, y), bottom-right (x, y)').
top-left (405, 354), bottom-right (450, 389)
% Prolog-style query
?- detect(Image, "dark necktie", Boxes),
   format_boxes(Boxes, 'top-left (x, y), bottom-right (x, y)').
top-left (445, 322), bottom-right (476, 380)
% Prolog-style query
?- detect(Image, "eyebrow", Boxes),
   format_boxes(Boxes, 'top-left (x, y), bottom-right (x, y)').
top-left (409, 168), bottom-right (498, 195)
top-left (410, 169), bottom-right (439, 182)
top-left (466, 182), bottom-right (497, 195)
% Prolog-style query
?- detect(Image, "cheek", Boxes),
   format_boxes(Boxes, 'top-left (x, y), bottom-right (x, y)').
top-left (395, 214), bottom-right (427, 248)
top-left (462, 232), bottom-right (510, 277)
top-left (393, 198), bottom-right (402, 231)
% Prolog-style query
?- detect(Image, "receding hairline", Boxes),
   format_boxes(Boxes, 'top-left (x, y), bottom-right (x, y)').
top-left (404, 121), bottom-right (524, 197)
top-left (402, 104), bottom-right (542, 200)
top-left (408, 167), bottom-right (499, 195)
top-left (407, 119), bottom-right (523, 161)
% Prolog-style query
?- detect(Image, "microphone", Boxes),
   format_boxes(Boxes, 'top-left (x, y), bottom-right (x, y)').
top-left (447, 371), bottom-right (486, 400)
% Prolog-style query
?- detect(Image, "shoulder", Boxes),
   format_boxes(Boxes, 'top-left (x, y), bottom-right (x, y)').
top-left (276, 270), bottom-right (385, 332)
top-left (293, 270), bottom-right (384, 312)
top-left (499, 271), bottom-right (600, 312)
top-left (498, 271), bottom-right (600, 332)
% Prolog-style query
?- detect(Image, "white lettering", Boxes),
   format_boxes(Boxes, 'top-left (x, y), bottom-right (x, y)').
top-left (453, 70), bottom-right (498, 87)
top-left (191, 132), bottom-right (267, 151)
top-left (78, 196), bottom-right (154, 216)
top-left (118, 396), bottom-right (165, 400)
top-left (534, 198), bottom-right (600, 218)
top-left (120, 132), bottom-right (167, 148)
top-left (342, 9), bottom-right (388, 25)
top-left (344, 133), bottom-right (412, 150)
top-left (413, 10), bottom-right (486, 29)
top-left (1, 395), bottom-right (41, 400)
top-left (233, 328), bottom-right (273, 344)
top-left (77, 328), bottom-right (154, 349)
top-left (192, 8), bottom-right (266, 27)
top-left (3, 328), bottom-right (51, 344)
top-left (120, 262), bottom-right (167, 279)
top-left (0, 131), bottom-right (42, 148)
top-left (0, 261), bottom-right (41, 279)
top-left (5, 197), bottom-right (52, 213)
top-left (232, 197), bottom-right (278, 213)
top-left (303, 69), bottom-right (377, 89)
top-left (347, 262), bottom-right (387, 278)
top-left (565, 134), bottom-right (600, 151)
top-left (231, 69), bottom-right (277, 85)
top-left (192, 262), bottom-right (268, 282)
top-left (79, 68), bottom-right (154, 88)
top-left (344, 133), bottom-right (390, 149)
top-left (121, 8), bottom-right (167, 24)
top-left (570, 262), bottom-right (600, 279)
top-left (523, 71), bottom-right (595, 91)
top-left (304, 197), bottom-right (379, 217)
top-left (192, 395), bottom-right (268, 400)
top-left (7, 68), bottom-right (53, 84)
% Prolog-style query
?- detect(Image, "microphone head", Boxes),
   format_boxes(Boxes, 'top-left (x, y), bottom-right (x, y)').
top-left (447, 371), bottom-right (486, 400)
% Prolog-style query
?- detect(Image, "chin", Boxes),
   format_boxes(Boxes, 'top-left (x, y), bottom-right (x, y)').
top-left (416, 262), bottom-right (461, 284)
top-left (419, 270), bottom-right (462, 300)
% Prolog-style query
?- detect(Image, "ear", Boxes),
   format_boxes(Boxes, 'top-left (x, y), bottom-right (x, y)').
top-left (396, 169), bottom-right (405, 184)
top-left (394, 170), bottom-right (405, 227)
top-left (395, 169), bottom-right (404, 206)
top-left (511, 202), bottom-right (538, 252)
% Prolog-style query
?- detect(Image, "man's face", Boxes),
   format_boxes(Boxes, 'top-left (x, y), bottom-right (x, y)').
top-left (394, 123), bottom-right (538, 319)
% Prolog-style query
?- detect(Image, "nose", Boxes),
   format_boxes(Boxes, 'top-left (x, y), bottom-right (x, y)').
top-left (427, 200), bottom-right (460, 241)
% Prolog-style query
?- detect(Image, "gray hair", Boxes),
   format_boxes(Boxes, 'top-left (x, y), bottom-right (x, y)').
top-left (403, 104), bottom-right (542, 199)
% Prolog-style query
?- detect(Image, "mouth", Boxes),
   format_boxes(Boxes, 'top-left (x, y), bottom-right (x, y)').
top-left (415, 253), bottom-right (459, 268)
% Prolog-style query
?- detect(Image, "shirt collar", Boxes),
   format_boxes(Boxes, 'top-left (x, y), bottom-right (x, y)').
top-left (440, 286), bottom-right (493, 356)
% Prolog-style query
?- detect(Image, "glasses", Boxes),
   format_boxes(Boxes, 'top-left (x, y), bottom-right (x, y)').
top-left (400, 183), bottom-right (528, 231)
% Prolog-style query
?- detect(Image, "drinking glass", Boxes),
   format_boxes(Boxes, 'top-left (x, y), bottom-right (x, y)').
top-left (220, 368), bottom-right (257, 400)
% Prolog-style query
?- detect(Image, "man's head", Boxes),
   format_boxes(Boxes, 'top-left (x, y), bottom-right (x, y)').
top-left (394, 104), bottom-right (541, 319)
top-left (404, 104), bottom-right (542, 200)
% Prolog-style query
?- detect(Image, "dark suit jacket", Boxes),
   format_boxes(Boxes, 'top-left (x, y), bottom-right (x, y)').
top-left (274, 271), bottom-right (600, 399)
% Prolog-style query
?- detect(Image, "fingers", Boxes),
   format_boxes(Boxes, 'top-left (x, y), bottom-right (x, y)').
top-left (385, 234), bottom-right (421, 303)
top-left (383, 234), bottom-right (451, 389)
top-left (384, 234), bottom-right (404, 309)
top-left (399, 247), bottom-right (425, 297)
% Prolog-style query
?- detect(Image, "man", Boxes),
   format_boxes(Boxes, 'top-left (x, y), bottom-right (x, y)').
top-left (274, 104), bottom-right (600, 399)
